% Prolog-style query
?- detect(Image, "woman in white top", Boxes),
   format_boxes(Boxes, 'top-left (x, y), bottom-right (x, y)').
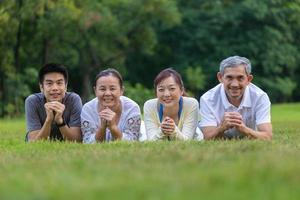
top-left (81, 68), bottom-right (141, 143)
top-left (143, 68), bottom-right (199, 141)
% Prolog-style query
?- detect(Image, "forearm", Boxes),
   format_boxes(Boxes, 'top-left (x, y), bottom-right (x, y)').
top-left (109, 125), bottom-right (122, 140)
top-left (144, 118), bottom-right (164, 141)
top-left (172, 126), bottom-right (189, 141)
top-left (60, 126), bottom-right (82, 142)
top-left (29, 121), bottom-right (52, 141)
top-left (202, 126), bottom-right (226, 140)
top-left (177, 113), bottom-right (199, 141)
top-left (95, 128), bottom-right (106, 142)
top-left (145, 125), bottom-right (165, 141)
top-left (239, 126), bottom-right (272, 140)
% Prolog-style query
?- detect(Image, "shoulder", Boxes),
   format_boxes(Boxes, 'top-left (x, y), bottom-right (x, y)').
top-left (64, 92), bottom-right (82, 102)
top-left (120, 96), bottom-right (141, 115)
top-left (248, 83), bottom-right (268, 97)
top-left (248, 83), bottom-right (270, 104)
top-left (143, 98), bottom-right (158, 109)
top-left (200, 84), bottom-right (222, 102)
top-left (120, 96), bottom-right (139, 108)
top-left (182, 97), bottom-right (199, 107)
top-left (25, 93), bottom-right (44, 104)
top-left (82, 97), bottom-right (97, 109)
top-left (63, 92), bottom-right (82, 110)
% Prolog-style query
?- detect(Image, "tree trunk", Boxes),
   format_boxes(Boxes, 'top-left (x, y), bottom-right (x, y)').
top-left (42, 38), bottom-right (49, 64)
top-left (82, 71), bottom-right (92, 103)
top-left (14, 0), bottom-right (23, 73)
top-left (41, 2), bottom-right (49, 65)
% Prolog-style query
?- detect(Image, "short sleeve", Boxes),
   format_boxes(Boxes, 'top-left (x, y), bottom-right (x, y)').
top-left (199, 96), bottom-right (218, 128)
top-left (25, 95), bottom-right (42, 133)
top-left (81, 104), bottom-right (97, 144)
top-left (255, 94), bottom-right (271, 125)
top-left (67, 93), bottom-right (82, 127)
top-left (121, 104), bottom-right (141, 141)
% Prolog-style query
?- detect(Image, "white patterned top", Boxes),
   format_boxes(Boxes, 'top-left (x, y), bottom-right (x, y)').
top-left (81, 96), bottom-right (141, 143)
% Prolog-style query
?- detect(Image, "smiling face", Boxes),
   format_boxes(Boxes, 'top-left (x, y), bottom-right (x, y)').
top-left (218, 65), bottom-right (253, 105)
top-left (40, 72), bottom-right (67, 102)
top-left (94, 75), bottom-right (123, 109)
top-left (156, 76), bottom-right (183, 108)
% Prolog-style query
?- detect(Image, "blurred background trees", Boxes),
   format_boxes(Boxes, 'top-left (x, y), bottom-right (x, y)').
top-left (0, 0), bottom-right (299, 117)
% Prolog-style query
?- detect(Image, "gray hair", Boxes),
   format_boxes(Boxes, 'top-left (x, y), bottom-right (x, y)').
top-left (219, 56), bottom-right (251, 74)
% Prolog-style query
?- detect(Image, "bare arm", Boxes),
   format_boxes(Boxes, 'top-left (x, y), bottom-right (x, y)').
top-left (236, 122), bottom-right (272, 140)
top-left (201, 112), bottom-right (241, 140)
top-left (49, 101), bottom-right (82, 142)
top-left (59, 125), bottom-right (82, 142)
top-left (27, 103), bottom-right (54, 141)
top-left (95, 119), bottom-right (107, 142)
top-left (202, 114), bottom-right (273, 140)
top-left (98, 108), bottom-right (122, 141)
top-left (201, 126), bottom-right (227, 140)
top-left (27, 120), bottom-right (52, 141)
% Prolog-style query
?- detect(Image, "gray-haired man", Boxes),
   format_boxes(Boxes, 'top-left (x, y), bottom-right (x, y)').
top-left (199, 56), bottom-right (272, 139)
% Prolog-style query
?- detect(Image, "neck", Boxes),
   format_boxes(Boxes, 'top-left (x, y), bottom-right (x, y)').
top-left (163, 104), bottom-right (179, 119)
top-left (228, 97), bottom-right (242, 107)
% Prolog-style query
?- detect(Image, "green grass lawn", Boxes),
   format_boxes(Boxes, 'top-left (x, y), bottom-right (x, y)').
top-left (0, 103), bottom-right (300, 199)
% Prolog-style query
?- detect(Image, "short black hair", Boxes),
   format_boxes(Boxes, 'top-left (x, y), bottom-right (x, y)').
top-left (38, 63), bottom-right (68, 84)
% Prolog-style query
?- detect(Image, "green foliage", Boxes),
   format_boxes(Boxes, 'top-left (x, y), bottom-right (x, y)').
top-left (184, 66), bottom-right (206, 98)
top-left (1, 0), bottom-right (300, 117)
top-left (124, 82), bottom-right (154, 109)
top-left (1, 103), bottom-right (300, 199)
top-left (261, 77), bottom-right (297, 102)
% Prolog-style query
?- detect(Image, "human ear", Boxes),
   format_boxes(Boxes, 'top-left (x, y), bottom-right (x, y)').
top-left (120, 86), bottom-right (124, 96)
top-left (248, 74), bottom-right (253, 82)
top-left (39, 84), bottom-right (44, 92)
top-left (93, 86), bottom-right (97, 95)
top-left (217, 72), bottom-right (223, 83)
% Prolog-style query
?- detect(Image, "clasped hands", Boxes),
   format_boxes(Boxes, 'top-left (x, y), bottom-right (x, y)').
top-left (98, 107), bottom-right (118, 131)
top-left (161, 116), bottom-right (176, 136)
top-left (44, 101), bottom-right (65, 124)
top-left (220, 112), bottom-right (246, 133)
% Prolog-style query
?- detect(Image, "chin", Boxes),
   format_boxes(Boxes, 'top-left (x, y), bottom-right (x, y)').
top-left (103, 103), bottom-right (115, 108)
top-left (162, 102), bottom-right (175, 107)
top-left (230, 95), bottom-right (243, 100)
top-left (49, 98), bottom-right (63, 102)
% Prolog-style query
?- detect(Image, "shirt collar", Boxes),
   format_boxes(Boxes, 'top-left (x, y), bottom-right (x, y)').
top-left (220, 84), bottom-right (252, 109)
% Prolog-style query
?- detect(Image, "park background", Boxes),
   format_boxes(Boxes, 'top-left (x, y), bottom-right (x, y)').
top-left (1, 0), bottom-right (300, 199)
top-left (1, 0), bottom-right (300, 117)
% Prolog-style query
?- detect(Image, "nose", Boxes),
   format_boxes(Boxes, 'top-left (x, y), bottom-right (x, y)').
top-left (52, 83), bottom-right (59, 90)
top-left (231, 79), bottom-right (239, 87)
top-left (104, 89), bottom-right (111, 95)
top-left (163, 89), bottom-right (170, 96)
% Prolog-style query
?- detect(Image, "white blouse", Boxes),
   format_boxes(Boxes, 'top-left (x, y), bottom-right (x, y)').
top-left (143, 97), bottom-right (199, 141)
top-left (81, 96), bottom-right (141, 143)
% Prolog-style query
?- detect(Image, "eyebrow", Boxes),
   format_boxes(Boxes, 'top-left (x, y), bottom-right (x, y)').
top-left (98, 85), bottom-right (119, 88)
top-left (44, 79), bottom-right (64, 82)
top-left (158, 83), bottom-right (177, 87)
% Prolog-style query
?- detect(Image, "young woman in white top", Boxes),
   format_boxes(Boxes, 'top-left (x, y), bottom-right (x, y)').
top-left (143, 68), bottom-right (200, 141)
top-left (81, 68), bottom-right (141, 143)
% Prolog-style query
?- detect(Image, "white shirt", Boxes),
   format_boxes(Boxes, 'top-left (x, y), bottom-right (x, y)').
top-left (81, 96), bottom-right (141, 143)
top-left (199, 83), bottom-right (271, 138)
top-left (143, 97), bottom-right (199, 141)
